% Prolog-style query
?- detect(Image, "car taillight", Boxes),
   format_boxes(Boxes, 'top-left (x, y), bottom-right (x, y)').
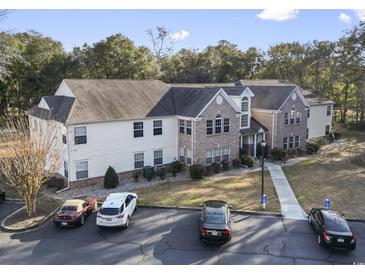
top-left (351, 235), bottom-right (356, 243)
top-left (223, 229), bottom-right (231, 235)
top-left (116, 213), bottom-right (124, 219)
top-left (323, 232), bottom-right (330, 241)
top-left (200, 227), bottom-right (207, 235)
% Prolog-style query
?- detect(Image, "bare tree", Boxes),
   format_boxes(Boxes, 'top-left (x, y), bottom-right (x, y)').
top-left (146, 26), bottom-right (174, 63)
top-left (0, 118), bottom-right (62, 216)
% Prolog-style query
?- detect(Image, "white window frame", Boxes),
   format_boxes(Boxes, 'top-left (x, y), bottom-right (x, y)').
top-left (75, 160), bottom-right (88, 180)
top-left (186, 149), bottom-right (192, 165)
top-left (284, 112), bottom-right (289, 126)
top-left (327, 105), bottom-right (332, 116)
top-left (222, 146), bottom-right (230, 161)
top-left (134, 152), bottom-right (144, 169)
top-left (179, 119), bottom-right (185, 134)
top-left (206, 120), bottom-right (213, 135)
top-left (74, 126), bottom-right (87, 145)
top-left (186, 120), bottom-right (192, 136)
top-left (214, 147), bottom-right (221, 163)
top-left (295, 136), bottom-right (300, 148)
top-left (153, 120), bottom-right (163, 136)
top-left (206, 149), bottom-right (213, 165)
top-left (295, 112), bottom-right (302, 124)
top-left (179, 147), bottom-right (185, 163)
top-left (215, 114), bottom-right (222, 134)
top-left (133, 122), bottom-right (144, 138)
top-left (241, 97), bottom-right (249, 112)
top-left (64, 161), bottom-right (68, 178)
top-left (240, 114), bottom-right (249, 128)
top-left (223, 118), bottom-right (230, 133)
top-left (325, 125), bottom-right (330, 136)
top-left (153, 149), bottom-right (163, 166)
top-left (289, 136), bottom-right (294, 149)
top-left (283, 137), bottom-right (288, 150)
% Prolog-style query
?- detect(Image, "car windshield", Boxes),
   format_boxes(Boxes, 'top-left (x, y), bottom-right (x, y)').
top-left (325, 217), bottom-right (351, 232)
top-left (100, 207), bottom-right (119, 216)
top-left (61, 206), bottom-right (77, 212)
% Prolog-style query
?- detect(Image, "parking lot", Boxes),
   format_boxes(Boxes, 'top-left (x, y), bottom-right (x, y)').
top-left (0, 202), bottom-right (364, 264)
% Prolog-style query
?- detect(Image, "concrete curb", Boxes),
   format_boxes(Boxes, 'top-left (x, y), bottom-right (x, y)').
top-left (139, 204), bottom-right (283, 217)
top-left (1, 205), bottom-right (60, 233)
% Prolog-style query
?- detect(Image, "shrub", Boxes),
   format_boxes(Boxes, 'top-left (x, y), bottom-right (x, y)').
top-left (211, 162), bottom-right (222, 174)
top-left (103, 166), bottom-right (119, 189)
top-left (156, 166), bottom-right (167, 180)
top-left (232, 158), bottom-right (241, 168)
top-left (170, 160), bottom-right (183, 176)
top-left (222, 160), bottom-right (230, 171)
top-left (296, 149), bottom-right (306, 157)
top-left (333, 131), bottom-right (342, 139)
top-left (271, 148), bottom-right (287, 161)
top-left (45, 177), bottom-right (65, 191)
top-left (240, 155), bottom-right (254, 168)
top-left (287, 149), bottom-right (297, 159)
top-left (189, 165), bottom-right (205, 179)
top-left (306, 142), bottom-right (320, 154)
top-left (143, 166), bottom-right (156, 182)
top-left (132, 171), bottom-right (141, 182)
top-left (205, 165), bottom-right (214, 176)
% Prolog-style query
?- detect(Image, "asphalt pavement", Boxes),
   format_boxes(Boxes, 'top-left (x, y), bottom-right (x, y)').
top-left (0, 202), bottom-right (364, 265)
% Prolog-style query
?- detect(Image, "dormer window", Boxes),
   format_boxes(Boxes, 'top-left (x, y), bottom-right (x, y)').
top-left (241, 97), bottom-right (249, 112)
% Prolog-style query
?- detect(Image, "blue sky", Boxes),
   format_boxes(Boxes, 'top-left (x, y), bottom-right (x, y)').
top-left (2, 9), bottom-right (364, 52)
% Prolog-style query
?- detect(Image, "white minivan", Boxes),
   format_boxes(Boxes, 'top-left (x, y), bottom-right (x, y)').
top-left (96, 192), bottom-right (138, 228)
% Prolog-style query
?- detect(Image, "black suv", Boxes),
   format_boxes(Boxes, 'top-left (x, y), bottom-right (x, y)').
top-left (0, 190), bottom-right (5, 203)
top-left (199, 200), bottom-right (232, 244)
top-left (308, 208), bottom-right (356, 250)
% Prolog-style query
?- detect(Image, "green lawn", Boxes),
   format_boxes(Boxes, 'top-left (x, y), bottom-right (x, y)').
top-left (135, 171), bottom-right (280, 213)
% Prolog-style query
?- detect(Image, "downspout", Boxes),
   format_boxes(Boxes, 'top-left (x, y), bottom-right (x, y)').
top-left (271, 112), bottom-right (275, 149)
top-left (56, 125), bottom-right (71, 193)
top-left (191, 120), bottom-right (194, 164)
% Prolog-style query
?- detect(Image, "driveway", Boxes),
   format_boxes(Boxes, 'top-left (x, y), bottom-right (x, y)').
top-left (0, 205), bottom-right (364, 264)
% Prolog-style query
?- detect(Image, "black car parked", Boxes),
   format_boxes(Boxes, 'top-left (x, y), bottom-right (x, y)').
top-left (199, 200), bottom-right (232, 244)
top-left (308, 208), bottom-right (356, 250)
top-left (0, 190), bottom-right (5, 203)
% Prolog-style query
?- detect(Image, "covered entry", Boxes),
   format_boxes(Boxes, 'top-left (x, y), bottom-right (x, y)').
top-left (239, 119), bottom-right (268, 158)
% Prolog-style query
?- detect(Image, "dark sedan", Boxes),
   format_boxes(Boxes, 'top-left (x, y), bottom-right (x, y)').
top-left (308, 208), bottom-right (356, 250)
top-left (199, 200), bottom-right (232, 244)
top-left (0, 190), bottom-right (5, 203)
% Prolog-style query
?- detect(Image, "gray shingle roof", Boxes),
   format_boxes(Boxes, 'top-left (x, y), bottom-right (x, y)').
top-left (301, 89), bottom-right (335, 106)
top-left (240, 118), bottom-right (268, 135)
top-left (27, 96), bottom-right (75, 123)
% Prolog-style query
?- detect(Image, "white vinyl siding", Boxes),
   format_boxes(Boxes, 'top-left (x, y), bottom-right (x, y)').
top-left (307, 105), bottom-right (333, 139)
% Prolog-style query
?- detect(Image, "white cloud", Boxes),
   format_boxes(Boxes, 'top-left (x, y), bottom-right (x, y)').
top-left (170, 30), bottom-right (190, 41)
top-left (339, 13), bottom-right (351, 23)
top-left (256, 9), bottom-right (299, 21)
top-left (354, 10), bottom-right (365, 21)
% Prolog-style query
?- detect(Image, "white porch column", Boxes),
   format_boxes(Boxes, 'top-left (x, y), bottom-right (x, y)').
top-left (240, 135), bottom-right (243, 148)
top-left (253, 134), bottom-right (257, 157)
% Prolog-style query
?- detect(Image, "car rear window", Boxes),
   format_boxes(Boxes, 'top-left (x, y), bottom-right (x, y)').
top-left (205, 214), bottom-right (226, 224)
top-left (100, 207), bottom-right (119, 216)
top-left (325, 217), bottom-right (351, 232)
top-left (61, 206), bottom-right (77, 211)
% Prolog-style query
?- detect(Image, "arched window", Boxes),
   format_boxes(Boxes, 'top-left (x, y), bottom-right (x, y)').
top-left (215, 114), bottom-right (222, 134)
top-left (241, 97), bottom-right (249, 112)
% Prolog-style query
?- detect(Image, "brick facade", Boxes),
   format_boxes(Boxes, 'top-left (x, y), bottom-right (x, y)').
top-left (252, 90), bottom-right (307, 150)
top-left (193, 94), bottom-right (240, 165)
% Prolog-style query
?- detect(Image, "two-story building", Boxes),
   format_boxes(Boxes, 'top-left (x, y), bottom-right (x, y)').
top-left (27, 79), bottom-right (333, 188)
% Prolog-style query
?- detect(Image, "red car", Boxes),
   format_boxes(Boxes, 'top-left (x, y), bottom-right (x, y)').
top-left (54, 197), bottom-right (97, 227)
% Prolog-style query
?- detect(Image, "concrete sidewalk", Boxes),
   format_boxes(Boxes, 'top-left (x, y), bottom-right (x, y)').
top-left (266, 162), bottom-right (307, 220)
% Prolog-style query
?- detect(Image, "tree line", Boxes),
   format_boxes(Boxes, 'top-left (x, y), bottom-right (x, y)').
top-left (1, 20), bottom-right (365, 125)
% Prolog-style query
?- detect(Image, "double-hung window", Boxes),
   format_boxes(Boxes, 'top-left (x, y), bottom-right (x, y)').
top-left (325, 125), bottom-right (330, 136)
top-left (241, 114), bottom-right (249, 128)
top-left (215, 115), bottom-right (222, 134)
top-left (289, 136), bottom-right (294, 149)
top-left (222, 146), bottom-right (230, 161)
top-left (134, 152), bottom-right (144, 169)
top-left (214, 148), bottom-right (221, 163)
top-left (154, 150), bottom-right (163, 166)
top-left (64, 161), bottom-right (68, 178)
top-left (75, 160), bottom-right (88, 180)
top-left (179, 119), bottom-right (185, 134)
top-left (153, 120), bottom-right (162, 136)
top-left (306, 128), bottom-right (309, 139)
top-left (186, 149), bottom-right (192, 165)
top-left (295, 112), bottom-right (301, 124)
top-left (223, 118), bottom-right (230, 133)
top-left (284, 113), bottom-right (289, 125)
top-left (206, 150), bottom-right (213, 165)
top-left (290, 112), bottom-right (295, 125)
top-left (134, 122), bottom-right (144, 138)
top-left (327, 105), bottom-right (332, 116)
top-left (241, 97), bottom-right (249, 112)
top-left (186, 121), bottom-right (192, 135)
top-left (307, 109), bottom-right (310, 118)
top-left (74, 126), bottom-right (87, 145)
top-left (206, 120), bottom-right (213, 135)
top-left (179, 147), bottom-right (185, 163)
top-left (62, 134), bottom-right (67, 144)
top-left (295, 136), bottom-right (300, 148)
top-left (283, 137), bottom-right (288, 149)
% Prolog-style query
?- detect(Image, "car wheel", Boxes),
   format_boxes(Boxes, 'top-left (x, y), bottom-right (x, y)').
top-left (317, 234), bottom-right (324, 247)
top-left (124, 216), bottom-right (130, 229)
top-left (80, 215), bottom-right (85, 226)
